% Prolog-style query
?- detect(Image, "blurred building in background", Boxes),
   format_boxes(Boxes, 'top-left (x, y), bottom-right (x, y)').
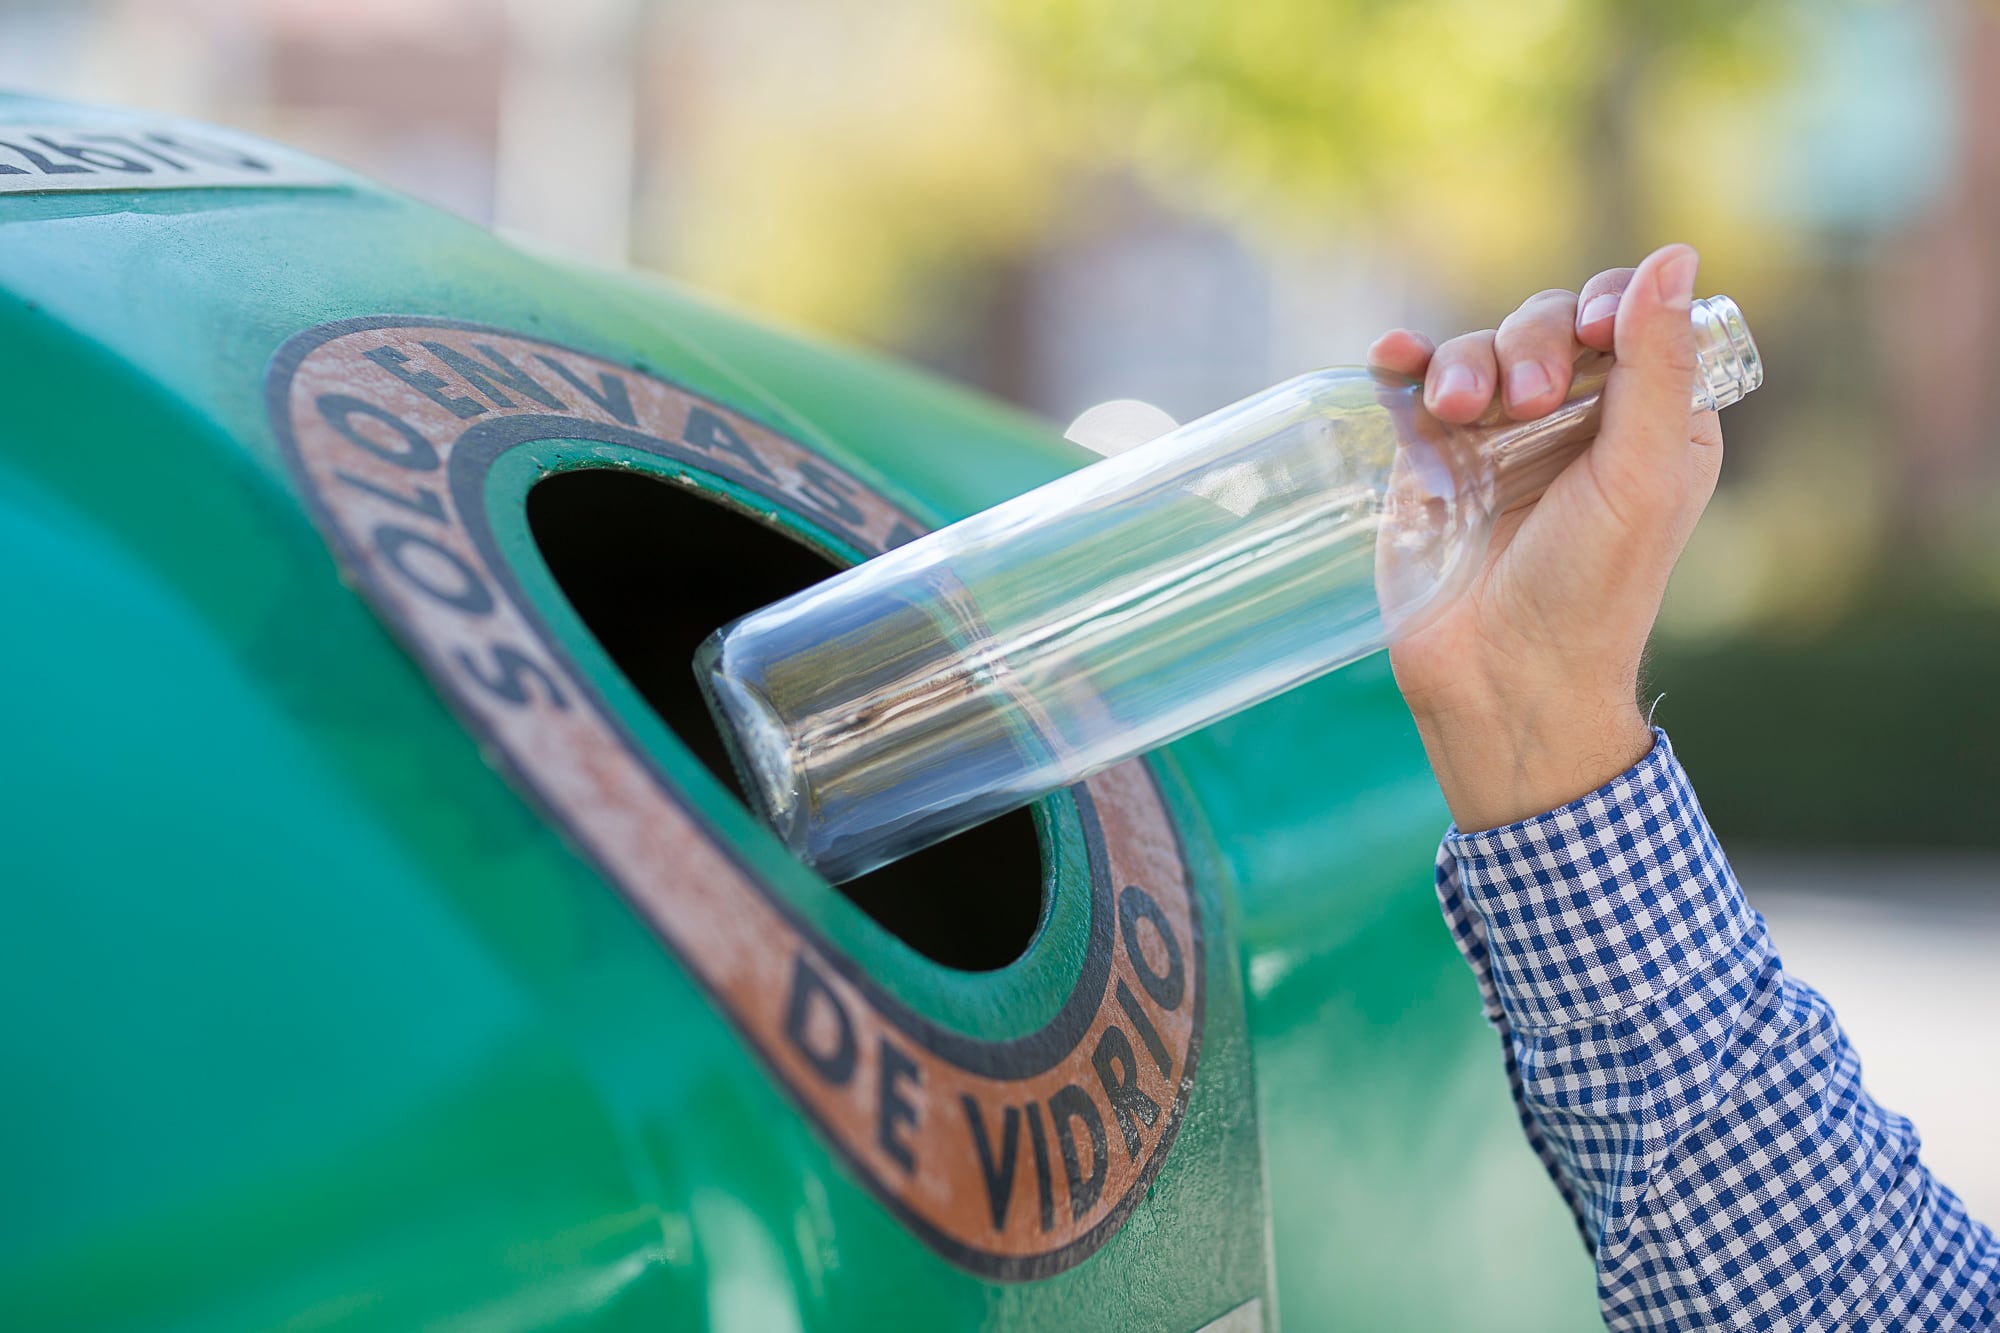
top-left (4, 0), bottom-right (1996, 1200)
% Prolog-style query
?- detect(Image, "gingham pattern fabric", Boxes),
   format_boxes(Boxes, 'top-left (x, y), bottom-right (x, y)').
top-left (1437, 729), bottom-right (1999, 1331)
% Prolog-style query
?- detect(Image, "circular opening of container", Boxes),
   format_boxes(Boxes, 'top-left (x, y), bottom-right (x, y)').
top-left (525, 466), bottom-right (1045, 973)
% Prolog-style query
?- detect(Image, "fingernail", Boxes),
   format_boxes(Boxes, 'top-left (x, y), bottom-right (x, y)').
top-left (1656, 248), bottom-right (1698, 310)
top-left (1433, 364), bottom-right (1479, 403)
top-left (1505, 360), bottom-right (1551, 409)
top-left (1579, 293), bottom-right (1620, 327)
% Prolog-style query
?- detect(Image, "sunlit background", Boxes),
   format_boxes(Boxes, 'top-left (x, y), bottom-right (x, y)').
top-left (6, 0), bottom-right (1995, 1214)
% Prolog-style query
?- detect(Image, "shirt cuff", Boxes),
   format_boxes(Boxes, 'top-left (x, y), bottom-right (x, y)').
top-left (1441, 728), bottom-right (1755, 1034)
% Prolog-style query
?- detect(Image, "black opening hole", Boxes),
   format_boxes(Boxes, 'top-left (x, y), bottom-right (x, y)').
top-left (525, 467), bottom-right (1045, 972)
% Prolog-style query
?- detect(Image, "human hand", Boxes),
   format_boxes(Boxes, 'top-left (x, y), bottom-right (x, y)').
top-left (1368, 244), bottom-right (1723, 832)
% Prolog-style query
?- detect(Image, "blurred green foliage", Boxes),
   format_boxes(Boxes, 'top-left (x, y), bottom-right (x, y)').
top-left (1654, 594), bottom-right (2000, 848)
top-left (670, 0), bottom-right (1813, 339)
top-left (986, 0), bottom-right (1795, 291)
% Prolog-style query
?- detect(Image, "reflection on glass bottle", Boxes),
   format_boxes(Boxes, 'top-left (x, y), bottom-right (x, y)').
top-left (700, 297), bottom-right (1762, 884)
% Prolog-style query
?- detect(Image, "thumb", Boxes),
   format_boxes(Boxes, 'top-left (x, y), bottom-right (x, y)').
top-left (1595, 244), bottom-right (1702, 492)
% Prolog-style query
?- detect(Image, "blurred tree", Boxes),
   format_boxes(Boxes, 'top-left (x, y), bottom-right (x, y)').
top-left (647, 0), bottom-right (1805, 343)
top-left (985, 0), bottom-right (1795, 302)
top-left (638, 0), bottom-right (1060, 347)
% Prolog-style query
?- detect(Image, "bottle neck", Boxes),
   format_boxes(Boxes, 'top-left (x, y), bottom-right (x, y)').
top-left (1483, 293), bottom-right (1763, 512)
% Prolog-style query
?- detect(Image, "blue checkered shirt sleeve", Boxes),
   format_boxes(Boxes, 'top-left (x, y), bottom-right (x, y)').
top-left (1436, 729), bottom-right (1999, 1330)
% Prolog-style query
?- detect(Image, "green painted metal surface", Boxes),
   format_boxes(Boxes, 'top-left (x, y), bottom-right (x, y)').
top-left (0, 98), bottom-right (1598, 1330)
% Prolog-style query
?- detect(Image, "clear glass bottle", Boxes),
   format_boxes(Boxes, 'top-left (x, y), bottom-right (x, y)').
top-left (699, 297), bottom-right (1762, 884)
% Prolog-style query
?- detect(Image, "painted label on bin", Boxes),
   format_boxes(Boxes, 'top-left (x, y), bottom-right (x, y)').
top-left (266, 318), bottom-right (1204, 1280)
top-left (0, 125), bottom-right (338, 195)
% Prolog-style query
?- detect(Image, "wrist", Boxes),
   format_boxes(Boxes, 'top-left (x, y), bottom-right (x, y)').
top-left (1412, 691), bottom-right (1654, 832)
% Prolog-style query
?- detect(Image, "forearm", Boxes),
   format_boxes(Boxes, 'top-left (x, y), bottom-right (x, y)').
top-left (1436, 732), bottom-right (2000, 1328)
top-left (1409, 685), bottom-right (1653, 834)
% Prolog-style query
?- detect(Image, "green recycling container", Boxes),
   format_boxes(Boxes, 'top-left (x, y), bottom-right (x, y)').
top-left (0, 97), bottom-right (1599, 1331)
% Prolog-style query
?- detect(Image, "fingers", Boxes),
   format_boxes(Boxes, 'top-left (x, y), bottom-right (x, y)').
top-left (1494, 289), bottom-right (1580, 419)
top-left (1376, 254), bottom-right (1682, 434)
top-left (1367, 328), bottom-right (1435, 378)
top-left (1575, 268), bottom-right (1636, 352)
top-left (1423, 329), bottom-right (1498, 422)
top-left (1372, 324), bottom-right (1506, 425)
top-left (1597, 244), bottom-right (1704, 482)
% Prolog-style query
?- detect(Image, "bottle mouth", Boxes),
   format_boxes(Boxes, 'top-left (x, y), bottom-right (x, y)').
top-left (1691, 294), bottom-right (1763, 411)
top-left (696, 629), bottom-right (810, 855)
